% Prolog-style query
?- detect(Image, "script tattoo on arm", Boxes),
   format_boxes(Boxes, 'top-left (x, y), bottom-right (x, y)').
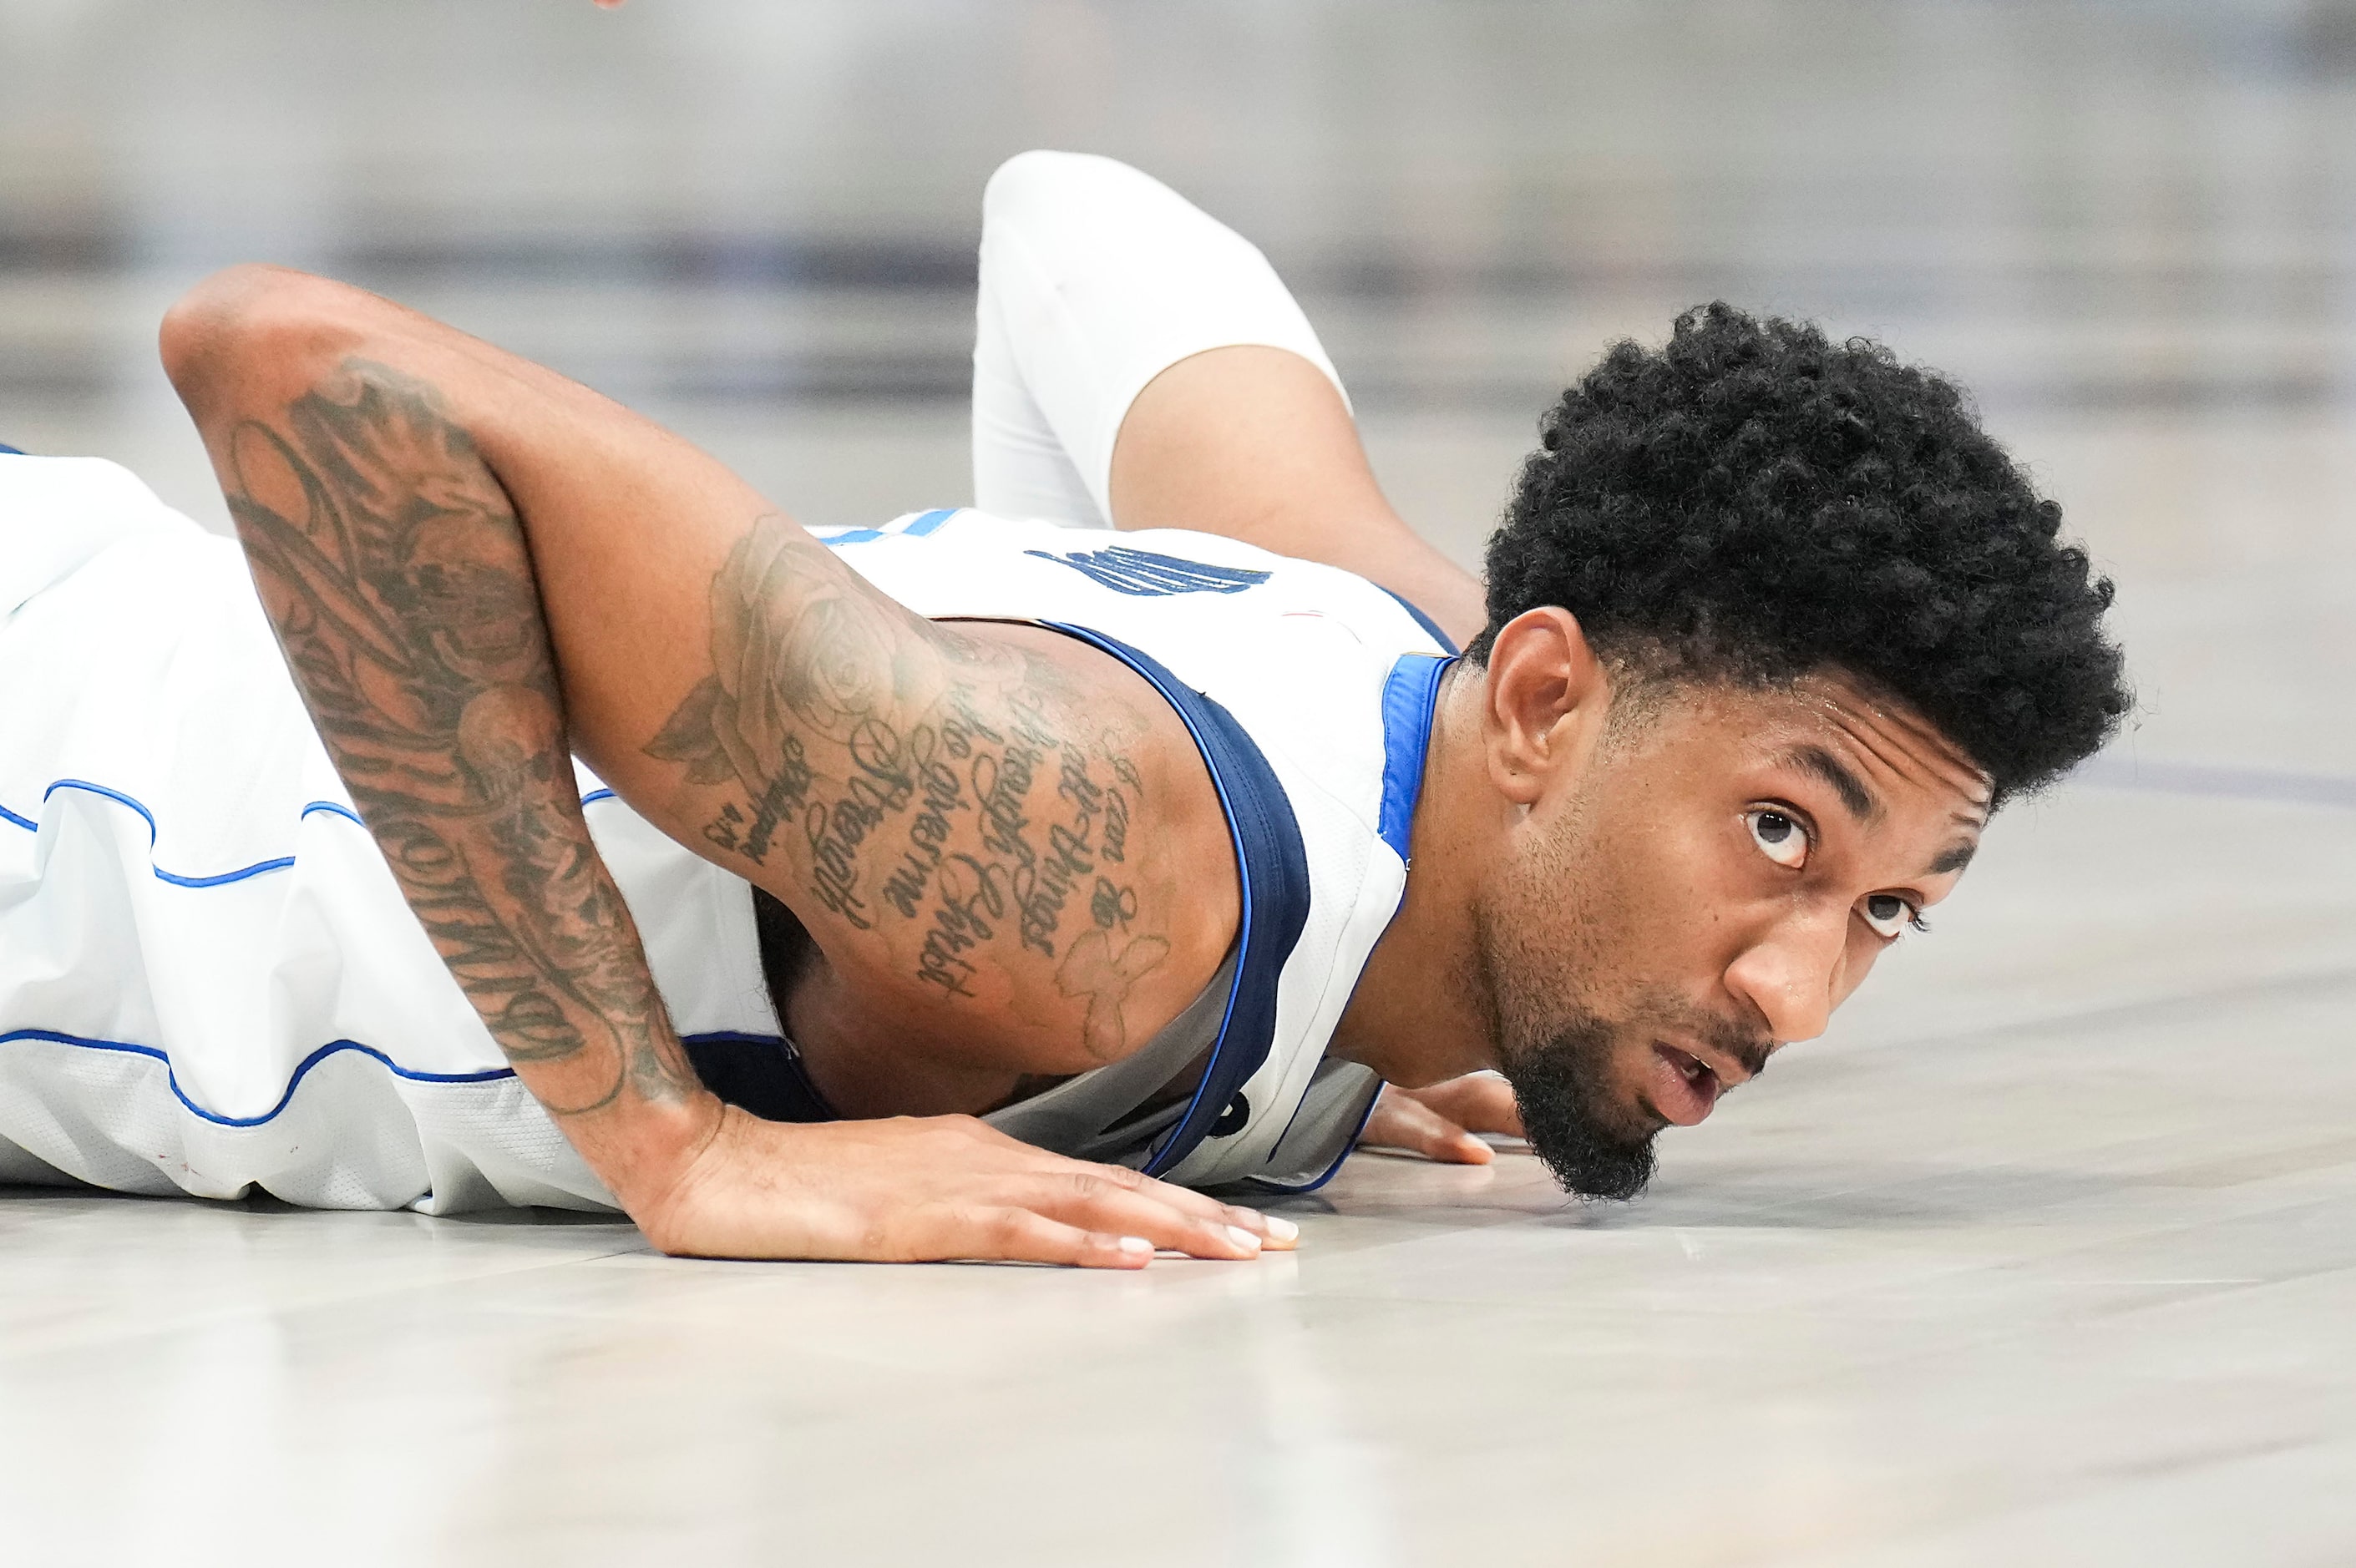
top-left (645, 517), bottom-right (1174, 1065)
top-left (223, 358), bottom-right (698, 1116)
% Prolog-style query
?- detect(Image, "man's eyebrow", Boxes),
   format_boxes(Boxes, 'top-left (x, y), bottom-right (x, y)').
top-left (1781, 744), bottom-right (1880, 823)
top-left (1926, 840), bottom-right (1979, 875)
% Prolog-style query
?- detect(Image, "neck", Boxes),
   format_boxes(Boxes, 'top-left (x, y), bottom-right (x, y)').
top-left (1327, 664), bottom-right (1502, 1087)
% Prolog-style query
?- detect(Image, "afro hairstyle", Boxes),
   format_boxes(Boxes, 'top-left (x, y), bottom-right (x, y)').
top-left (1472, 302), bottom-right (2128, 799)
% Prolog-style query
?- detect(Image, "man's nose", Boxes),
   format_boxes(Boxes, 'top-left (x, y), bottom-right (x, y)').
top-left (1723, 908), bottom-right (1847, 1045)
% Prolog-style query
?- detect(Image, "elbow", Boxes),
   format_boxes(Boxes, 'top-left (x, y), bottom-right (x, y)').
top-left (159, 265), bottom-right (367, 423)
top-left (159, 264), bottom-right (301, 393)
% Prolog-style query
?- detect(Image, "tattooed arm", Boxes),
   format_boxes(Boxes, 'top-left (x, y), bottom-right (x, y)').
top-left (159, 264), bottom-right (1274, 1264)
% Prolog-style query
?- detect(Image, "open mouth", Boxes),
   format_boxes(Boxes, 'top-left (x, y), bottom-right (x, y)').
top-left (1647, 1042), bottom-right (1721, 1126)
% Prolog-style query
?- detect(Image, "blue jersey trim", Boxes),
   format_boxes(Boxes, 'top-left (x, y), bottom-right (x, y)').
top-left (1379, 587), bottom-right (1459, 655)
top-left (30, 778), bottom-right (302, 889)
top-left (1376, 655), bottom-right (1451, 861)
top-left (581, 788), bottom-right (616, 807)
top-left (158, 856), bottom-right (296, 888)
top-left (1243, 1083), bottom-right (1384, 1196)
top-left (0, 1026), bottom-right (788, 1130)
top-left (1235, 656), bottom-right (1445, 1191)
top-left (0, 443), bottom-right (22, 456)
top-left (1037, 622), bottom-right (1312, 1179)
top-left (1026, 545), bottom-right (1271, 598)
top-left (1307, 1091), bottom-right (1385, 1191)
top-left (2, 780), bottom-right (591, 887)
top-left (816, 508), bottom-right (960, 549)
top-left (0, 1028), bottom-right (517, 1127)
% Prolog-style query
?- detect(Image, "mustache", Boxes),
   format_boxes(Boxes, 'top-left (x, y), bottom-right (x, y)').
top-left (1654, 1003), bottom-right (1774, 1082)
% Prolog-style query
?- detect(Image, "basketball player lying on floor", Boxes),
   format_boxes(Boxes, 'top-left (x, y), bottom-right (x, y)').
top-left (0, 153), bottom-right (2126, 1266)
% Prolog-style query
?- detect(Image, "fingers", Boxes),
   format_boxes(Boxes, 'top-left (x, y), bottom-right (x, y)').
top-left (646, 1110), bottom-right (1301, 1267)
top-left (1028, 1170), bottom-right (1273, 1260)
top-left (885, 1123), bottom-right (1294, 1264)
top-left (1465, 1075), bottom-right (1525, 1137)
top-left (1232, 1204), bottom-right (1300, 1250)
top-left (1404, 1073), bottom-right (1526, 1139)
top-left (1119, 1171), bottom-right (1300, 1251)
top-left (896, 1181), bottom-right (1260, 1270)
top-left (950, 1119), bottom-right (1300, 1251)
top-left (1360, 1090), bottom-right (1493, 1165)
top-left (949, 1207), bottom-right (1159, 1270)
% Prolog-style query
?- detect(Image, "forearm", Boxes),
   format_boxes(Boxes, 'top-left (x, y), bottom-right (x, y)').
top-left (156, 270), bottom-right (1300, 1268)
top-left (973, 149), bottom-right (1351, 527)
top-left (162, 270), bottom-right (717, 1208)
top-left (1110, 346), bottom-right (1488, 647)
top-left (157, 264), bottom-right (1209, 1156)
top-left (975, 154), bottom-right (1483, 645)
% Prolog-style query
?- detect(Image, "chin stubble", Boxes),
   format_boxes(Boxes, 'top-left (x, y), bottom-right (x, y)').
top-left (1471, 873), bottom-right (1659, 1203)
top-left (1499, 1022), bottom-right (1659, 1202)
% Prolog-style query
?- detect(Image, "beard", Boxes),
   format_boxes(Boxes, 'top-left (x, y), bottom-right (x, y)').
top-left (1496, 1012), bottom-right (1660, 1201)
top-left (1470, 793), bottom-right (1665, 1202)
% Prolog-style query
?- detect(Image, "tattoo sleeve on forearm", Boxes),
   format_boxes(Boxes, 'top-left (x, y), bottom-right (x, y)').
top-left (224, 359), bottom-right (699, 1116)
top-left (646, 517), bottom-right (1172, 1065)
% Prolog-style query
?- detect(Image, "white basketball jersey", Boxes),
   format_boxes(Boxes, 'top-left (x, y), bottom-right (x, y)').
top-left (0, 457), bottom-right (1450, 1211)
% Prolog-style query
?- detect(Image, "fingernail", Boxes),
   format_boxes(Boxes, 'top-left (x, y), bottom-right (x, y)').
top-left (1225, 1224), bottom-right (1263, 1252)
top-left (1264, 1214), bottom-right (1299, 1242)
top-left (1118, 1236), bottom-right (1153, 1256)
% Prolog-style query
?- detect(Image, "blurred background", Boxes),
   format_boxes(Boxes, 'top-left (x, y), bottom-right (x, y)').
top-left (8, 8), bottom-right (2356, 1560)
top-left (2, 0), bottom-right (2353, 996)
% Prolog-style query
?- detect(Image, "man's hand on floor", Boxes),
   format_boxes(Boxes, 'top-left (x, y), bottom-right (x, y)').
top-left (1359, 1074), bottom-right (1527, 1165)
top-left (633, 1105), bottom-right (1298, 1267)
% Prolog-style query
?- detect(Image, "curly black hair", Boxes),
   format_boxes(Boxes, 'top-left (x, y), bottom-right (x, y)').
top-left (1472, 302), bottom-right (2128, 799)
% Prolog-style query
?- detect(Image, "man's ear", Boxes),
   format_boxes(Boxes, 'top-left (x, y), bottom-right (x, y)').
top-left (1477, 606), bottom-right (1611, 806)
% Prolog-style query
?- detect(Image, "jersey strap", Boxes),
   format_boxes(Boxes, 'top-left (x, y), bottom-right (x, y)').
top-left (1230, 650), bottom-right (1451, 1194)
top-left (1037, 622), bottom-right (1311, 1178)
top-left (1376, 653), bottom-right (1452, 859)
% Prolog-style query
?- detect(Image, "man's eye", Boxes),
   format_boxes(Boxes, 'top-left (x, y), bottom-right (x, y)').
top-left (1746, 808), bottom-right (1808, 869)
top-left (1861, 893), bottom-right (1923, 938)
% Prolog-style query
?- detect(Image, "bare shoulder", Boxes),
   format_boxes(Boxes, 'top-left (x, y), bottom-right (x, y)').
top-left (633, 521), bottom-right (1240, 1115)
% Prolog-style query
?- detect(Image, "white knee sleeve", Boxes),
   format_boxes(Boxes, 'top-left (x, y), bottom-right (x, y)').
top-left (970, 149), bottom-right (1350, 528)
